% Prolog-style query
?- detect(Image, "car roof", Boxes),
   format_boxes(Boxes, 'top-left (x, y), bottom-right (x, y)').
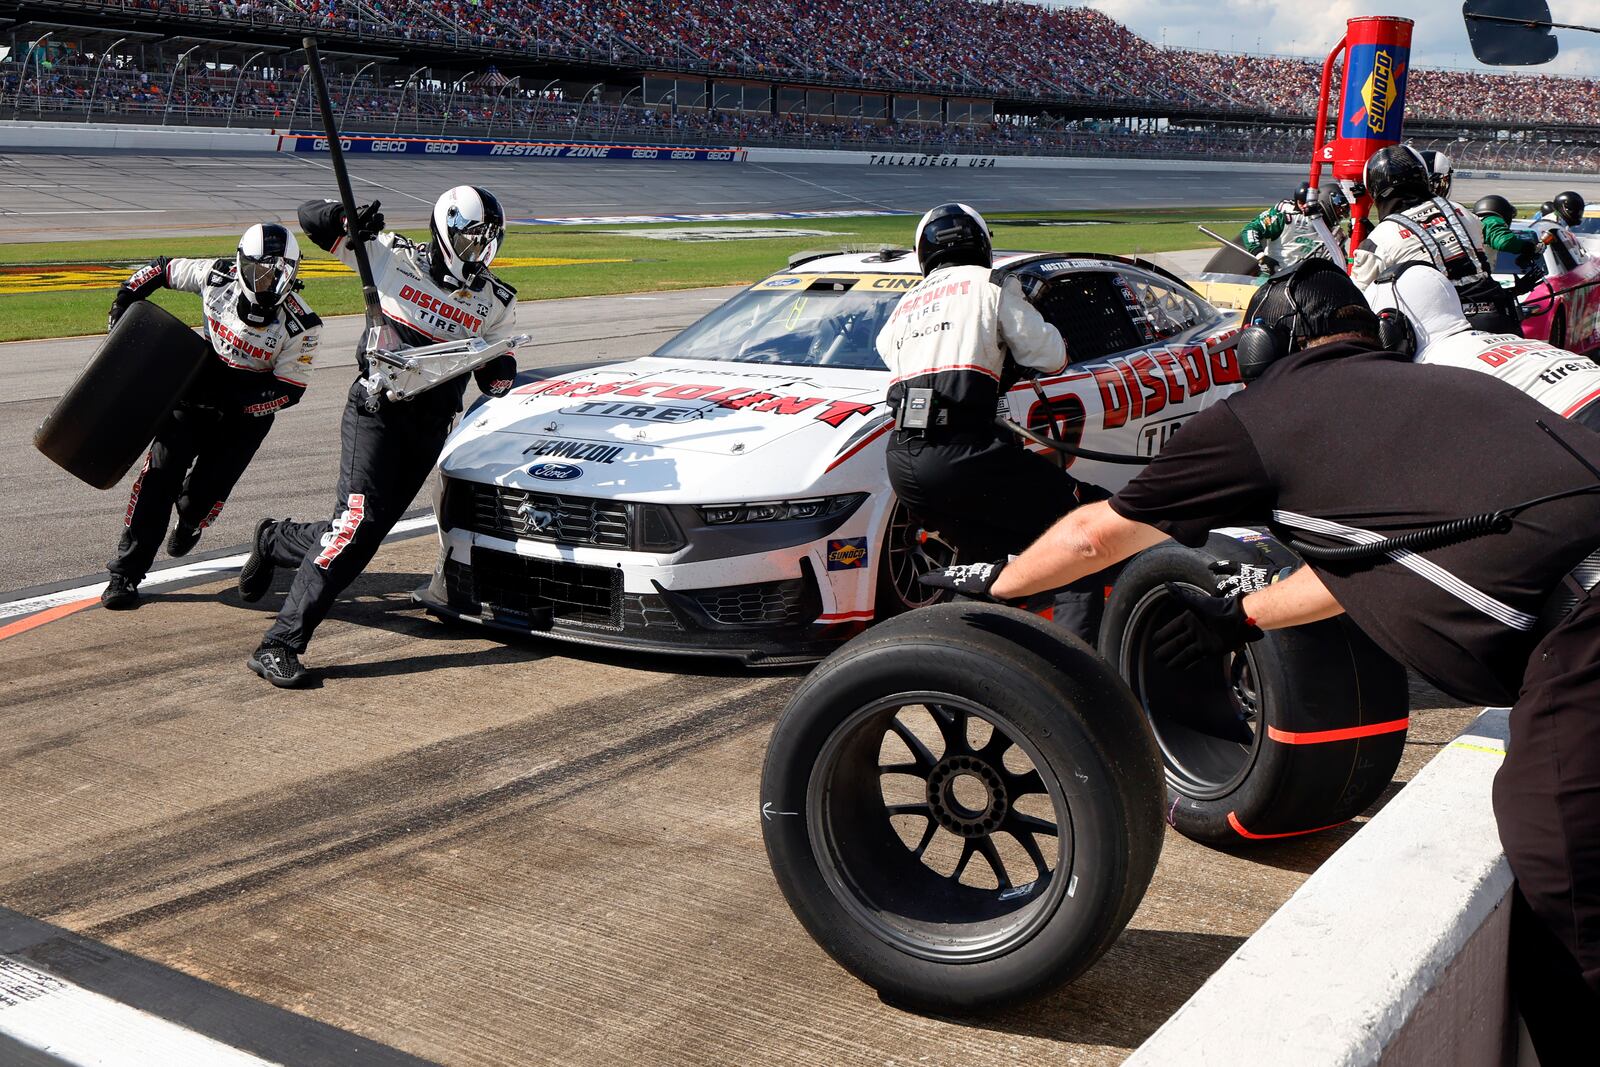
top-left (780, 248), bottom-right (1202, 298)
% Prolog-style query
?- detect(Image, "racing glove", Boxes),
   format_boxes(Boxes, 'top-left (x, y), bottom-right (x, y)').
top-left (1152, 583), bottom-right (1263, 672)
top-left (919, 559), bottom-right (1012, 602)
top-left (348, 200), bottom-right (385, 243)
top-left (107, 292), bottom-right (136, 331)
top-left (474, 353), bottom-right (517, 398)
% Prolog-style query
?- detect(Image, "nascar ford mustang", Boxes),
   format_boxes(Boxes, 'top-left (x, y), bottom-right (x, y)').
top-left (415, 249), bottom-right (1243, 663)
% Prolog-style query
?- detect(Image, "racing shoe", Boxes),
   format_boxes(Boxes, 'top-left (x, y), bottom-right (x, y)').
top-left (166, 522), bottom-right (202, 558)
top-left (101, 574), bottom-right (140, 611)
top-left (248, 642), bottom-right (307, 688)
top-left (238, 517), bottom-right (278, 602)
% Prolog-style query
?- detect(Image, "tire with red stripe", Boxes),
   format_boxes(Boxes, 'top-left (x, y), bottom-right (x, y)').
top-left (33, 301), bottom-right (210, 490)
top-left (1099, 532), bottom-right (1408, 846)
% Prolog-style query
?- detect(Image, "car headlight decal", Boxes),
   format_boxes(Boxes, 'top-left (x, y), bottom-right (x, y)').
top-left (698, 493), bottom-right (866, 525)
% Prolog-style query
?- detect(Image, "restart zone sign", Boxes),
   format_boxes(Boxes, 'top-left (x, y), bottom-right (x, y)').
top-left (286, 134), bottom-right (745, 163)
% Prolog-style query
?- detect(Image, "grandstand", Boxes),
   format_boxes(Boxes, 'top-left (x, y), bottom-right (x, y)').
top-left (1, 0), bottom-right (1597, 169)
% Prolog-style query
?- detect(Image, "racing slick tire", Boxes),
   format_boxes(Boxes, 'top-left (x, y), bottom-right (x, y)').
top-left (1100, 533), bottom-right (1409, 847)
top-left (761, 602), bottom-right (1164, 1012)
top-left (1549, 308), bottom-right (1568, 352)
top-left (34, 301), bottom-right (210, 490)
top-left (1201, 242), bottom-right (1261, 277)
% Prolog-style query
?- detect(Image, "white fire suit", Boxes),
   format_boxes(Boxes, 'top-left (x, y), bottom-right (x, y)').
top-left (1351, 197), bottom-right (1521, 334)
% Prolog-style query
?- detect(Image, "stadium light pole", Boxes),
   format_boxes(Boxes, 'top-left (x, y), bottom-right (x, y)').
top-left (11, 31), bottom-right (53, 121)
top-left (340, 60), bottom-right (378, 128)
top-left (393, 66), bottom-right (430, 135)
top-left (226, 49), bottom-right (266, 128)
top-left (85, 36), bottom-right (127, 124)
top-left (162, 45), bottom-right (198, 127)
top-left (582, 82), bottom-right (604, 128)
top-left (445, 71), bottom-right (476, 133)
top-left (611, 85), bottom-right (641, 137)
top-left (531, 77), bottom-right (560, 128)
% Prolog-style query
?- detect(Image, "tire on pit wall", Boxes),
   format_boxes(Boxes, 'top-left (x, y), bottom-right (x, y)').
top-left (761, 602), bottom-right (1164, 1012)
top-left (1099, 531), bottom-right (1409, 846)
top-left (33, 301), bottom-right (211, 490)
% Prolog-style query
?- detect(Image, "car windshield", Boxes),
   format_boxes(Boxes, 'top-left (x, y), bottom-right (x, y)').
top-left (652, 272), bottom-right (914, 370)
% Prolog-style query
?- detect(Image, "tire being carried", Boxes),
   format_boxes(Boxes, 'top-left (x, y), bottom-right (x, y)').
top-left (1100, 532), bottom-right (1409, 846)
top-left (761, 602), bottom-right (1164, 1012)
top-left (34, 301), bottom-right (211, 490)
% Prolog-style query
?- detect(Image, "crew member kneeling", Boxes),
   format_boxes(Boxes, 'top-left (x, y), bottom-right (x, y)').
top-left (240, 187), bottom-right (518, 687)
top-left (102, 224), bottom-right (321, 610)
top-left (927, 258), bottom-right (1600, 1063)
top-left (877, 203), bottom-right (1106, 641)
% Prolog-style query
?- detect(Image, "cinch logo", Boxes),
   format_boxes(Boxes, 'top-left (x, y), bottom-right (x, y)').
top-left (370, 140), bottom-right (408, 153)
top-left (425, 141), bottom-right (458, 154)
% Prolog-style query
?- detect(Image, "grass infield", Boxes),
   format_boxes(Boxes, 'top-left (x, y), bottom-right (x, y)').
top-left (0, 208), bottom-right (1260, 343)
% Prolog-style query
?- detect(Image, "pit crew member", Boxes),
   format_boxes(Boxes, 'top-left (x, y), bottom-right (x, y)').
top-left (1368, 265), bottom-right (1600, 431)
top-left (930, 259), bottom-right (1600, 1063)
top-left (239, 187), bottom-right (518, 687)
top-left (1419, 148), bottom-right (1454, 198)
top-left (1351, 144), bottom-right (1522, 335)
top-left (1238, 183), bottom-right (1324, 275)
top-left (1551, 190), bottom-right (1586, 231)
top-left (100, 224), bottom-right (321, 610)
top-left (1471, 195), bottom-right (1537, 260)
top-left (876, 202), bottom-right (1106, 641)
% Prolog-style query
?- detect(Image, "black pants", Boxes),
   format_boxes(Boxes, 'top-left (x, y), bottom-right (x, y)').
top-left (1494, 593), bottom-right (1600, 1062)
top-left (261, 383), bottom-right (454, 652)
top-left (886, 428), bottom-right (1107, 642)
top-left (109, 405), bottom-right (274, 581)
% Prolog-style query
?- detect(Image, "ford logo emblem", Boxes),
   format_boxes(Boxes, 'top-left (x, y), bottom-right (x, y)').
top-left (529, 462), bottom-right (583, 481)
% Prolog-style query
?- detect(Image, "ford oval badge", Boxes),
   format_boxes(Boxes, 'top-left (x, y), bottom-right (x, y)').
top-left (529, 462), bottom-right (583, 481)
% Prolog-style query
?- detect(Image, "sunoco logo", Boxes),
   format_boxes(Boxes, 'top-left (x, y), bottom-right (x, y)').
top-left (1362, 49), bottom-right (1398, 133)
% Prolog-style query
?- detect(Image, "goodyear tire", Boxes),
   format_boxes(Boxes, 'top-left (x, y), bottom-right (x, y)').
top-left (761, 602), bottom-right (1164, 1012)
top-left (34, 301), bottom-right (210, 490)
top-left (1100, 533), bottom-right (1408, 846)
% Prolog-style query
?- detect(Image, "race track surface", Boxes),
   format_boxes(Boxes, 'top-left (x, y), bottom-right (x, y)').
top-left (0, 539), bottom-right (1480, 1065)
top-left (0, 286), bottom-right (741, 594)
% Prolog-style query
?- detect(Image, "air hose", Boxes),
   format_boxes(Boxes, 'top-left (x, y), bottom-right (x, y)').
top-left (997, 417), bottom-right (1154, 466)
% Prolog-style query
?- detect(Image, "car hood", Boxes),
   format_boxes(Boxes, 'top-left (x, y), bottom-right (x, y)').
top-left (442, 357), bottom-right (891, 500)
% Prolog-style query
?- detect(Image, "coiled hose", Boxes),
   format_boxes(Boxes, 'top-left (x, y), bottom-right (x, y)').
top-left (1288, 511), bottom-right (1514, 564)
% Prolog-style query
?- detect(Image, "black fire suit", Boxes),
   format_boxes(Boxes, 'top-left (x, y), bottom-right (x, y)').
top-left (257, 201), bottom-right (518, 653)
top-left (875, 264), bottom-right (1107, 639)
top-left (109, 257), bottom-right (321, 581)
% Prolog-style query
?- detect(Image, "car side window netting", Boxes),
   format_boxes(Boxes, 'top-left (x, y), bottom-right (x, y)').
top-left (1030, 272), bottom-right (1143, 363)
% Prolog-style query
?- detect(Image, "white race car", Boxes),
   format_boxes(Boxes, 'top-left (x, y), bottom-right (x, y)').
top-left (415, 248), bottom-right (1244, 664)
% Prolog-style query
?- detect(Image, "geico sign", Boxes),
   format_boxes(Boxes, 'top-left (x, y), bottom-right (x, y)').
top-left (707, 151), bottom-right (733, 160)
top-left (369, 140), bottom-right (408, 153)
top-left (632, 149), bottom-right (659, 159)
top-left (425, 141), bottom-right (459, 154)
top-left (312, 138), bottom-right (352, 151)
top-left (671, 150), bottom-right (696, 160)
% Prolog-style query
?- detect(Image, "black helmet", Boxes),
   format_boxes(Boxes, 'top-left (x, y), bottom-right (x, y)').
top-left (1294, 182), bottom-right (1311, 208)
top-left (1236, 258), bottom-right (1379, 381)
top-left (1539, 200), bottom-right (1556, 219)
top-left (914, 203), bottom-right (992, 274)
top-left (1418, 149), bottom-right (1454, 197)
top-left (1554, 190), bottom-right (1586, 228)
top-left (1318, 185), bottom-right (1350, 221)
top-left (1362, 145), bottom-right (1432, 218)
top-left (1473, 195), bottom-right (1516, 224)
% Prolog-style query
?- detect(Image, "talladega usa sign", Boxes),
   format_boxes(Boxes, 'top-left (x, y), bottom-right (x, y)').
top-left (287, 133), bottom-right (744, 162)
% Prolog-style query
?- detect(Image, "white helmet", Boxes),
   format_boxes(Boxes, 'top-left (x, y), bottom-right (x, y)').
top-left (1420, 149), bottom-right (1454, 198)
top-left (430, 185), bottom-right (505, 285)
top-left (235, 223), bottom-right (300, 309)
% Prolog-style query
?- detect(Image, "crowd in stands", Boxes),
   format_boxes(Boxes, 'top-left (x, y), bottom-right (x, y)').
top-left (6, 52), bottom-right (1595, 174)
top-left (25, 0), bottom-right (1600, 127)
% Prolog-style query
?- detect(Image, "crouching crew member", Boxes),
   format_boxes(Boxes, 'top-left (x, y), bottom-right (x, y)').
top-left (877, 202), bottom-right (1106, 641)
top-left (927, 258), bottom-right (1600, 1063)
top-left (1352, 144), bottom-right (1523, 335)
top-left (1472, 195), bottom-right (1538, 261)
top-left (102, 224), bottom-right (320, 610)
top-left (240, 187), bottom-right (518, 687)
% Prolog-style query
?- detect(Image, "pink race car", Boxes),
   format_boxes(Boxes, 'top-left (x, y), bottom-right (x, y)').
top-left (1494, 221), bottom-right (1600, 355)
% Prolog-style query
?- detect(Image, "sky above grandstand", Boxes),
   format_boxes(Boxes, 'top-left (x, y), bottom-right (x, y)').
top-left (1082, 0), bottom-right (1600, 76)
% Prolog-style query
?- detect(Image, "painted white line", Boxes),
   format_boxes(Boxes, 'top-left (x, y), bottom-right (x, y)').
top-left (0, 516), bottom-right (436, 621)
top-left (0, 954), bottom-right (279, 1066)
top-left (0, 209), bottom-right (167, 216)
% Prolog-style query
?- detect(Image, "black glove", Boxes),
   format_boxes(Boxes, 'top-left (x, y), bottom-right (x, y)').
top-left (348, 200), bottom-right (384, 242)
top-left (1152, 582), bottom-right (1263, 672)
top-left (107, 292), bottom-right (137, 331)
top-left (474, 353), bottom-right (517, 397)
top-left (918, 559), bottom-right (1011, 602)
top-left (1258, 254), bottom-right (1281, 275)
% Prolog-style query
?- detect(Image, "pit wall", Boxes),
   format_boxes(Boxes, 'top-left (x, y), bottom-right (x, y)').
top-left (1126, 708), bottom-right (1538, 1067)
top-left (0, 122), bottom-right (1575, 182)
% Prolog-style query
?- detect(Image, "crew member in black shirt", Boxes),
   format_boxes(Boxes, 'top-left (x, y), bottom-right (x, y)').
top-left (925, 258), bottom-right (1600, 1062)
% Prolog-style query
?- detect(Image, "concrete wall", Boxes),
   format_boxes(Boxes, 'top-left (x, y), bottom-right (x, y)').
top-left (1125, 708), bottom-right (1520, 1067)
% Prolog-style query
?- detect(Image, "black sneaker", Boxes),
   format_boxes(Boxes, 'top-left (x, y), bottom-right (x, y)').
top-left (248, 643), bottom-right (308, 688)
top-left (238, 518), bottom-right (278, 602)
top-left (101, 574), bottom-right (141, 610)
top-left (166, 523), bottom-right (202, 558)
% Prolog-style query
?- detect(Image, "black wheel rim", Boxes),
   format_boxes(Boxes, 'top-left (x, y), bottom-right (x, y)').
top-left (1120, 583), bottom-right (1263, 800)
top-left (807, 693), bottom-right (1074, 963)
top-left (885, 502), bottom-right (957, 610)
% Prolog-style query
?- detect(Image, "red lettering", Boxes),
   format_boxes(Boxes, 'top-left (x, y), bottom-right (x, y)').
top-left (720, 391), bottom-right (776, 410)
top-left (656, 384), bottom-right (722, 401)
top-left (756, 396), bottom-right (824, 415)
top-left (1115, 359), bottom-right (1145, 419)
top-left (568, 382), bottom-right (620, 398)
top-left (1131, 353), bottom-right (1168, 416)
top-left (1093, 366), bottom-right (1130, 429)
top-left (614, 381), bottom-right (668, 397)
top-left (399, 284), bottom-right (417, 301)
top-left (1209, 346), bottom-right (1242, 385)
top-left (701, 387), bottom-right (757, 404)
top-left (814, 400), bottom-right (875, 427)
